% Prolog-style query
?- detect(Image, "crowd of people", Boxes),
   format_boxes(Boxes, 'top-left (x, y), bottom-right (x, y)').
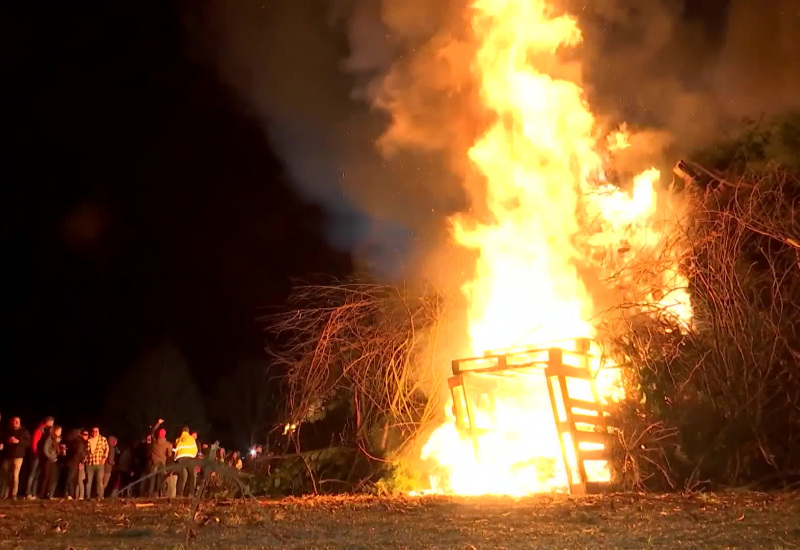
top-left (0, 414), bottom-right (248, 500)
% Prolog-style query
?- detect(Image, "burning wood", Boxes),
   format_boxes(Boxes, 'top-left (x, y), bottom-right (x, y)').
top-left (413, 0), bottom-right (690, 497)
top-left (423, 339), bottom-right (614, 496)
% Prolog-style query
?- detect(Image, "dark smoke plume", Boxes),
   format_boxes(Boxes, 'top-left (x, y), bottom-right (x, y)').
top-left (189, 0), bottom-right (800, 277)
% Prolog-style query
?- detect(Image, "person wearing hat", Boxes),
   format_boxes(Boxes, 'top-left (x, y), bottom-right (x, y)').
top-left (148, 426), bottom-right (172, 497)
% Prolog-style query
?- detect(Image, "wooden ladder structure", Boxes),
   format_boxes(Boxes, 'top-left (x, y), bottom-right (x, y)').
top-left (449, 337), bottom-right (612, 495)
top-left (543, 339), bottom-right (612, 495)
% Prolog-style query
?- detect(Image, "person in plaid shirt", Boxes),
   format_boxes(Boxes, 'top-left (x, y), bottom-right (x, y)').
top-left (84, 426), bottom-right (109, 500)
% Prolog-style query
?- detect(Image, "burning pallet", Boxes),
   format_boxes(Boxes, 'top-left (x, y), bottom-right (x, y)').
top-left (448, 338), bottom-right (613, 495)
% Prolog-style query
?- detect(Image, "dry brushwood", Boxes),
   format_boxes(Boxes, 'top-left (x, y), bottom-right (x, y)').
top-left (601, 164), bottom-right (800, 489)
top-left (265, 280), bottom-right (447, 468)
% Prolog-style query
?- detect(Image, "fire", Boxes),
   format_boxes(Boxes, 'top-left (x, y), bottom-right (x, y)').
top-left (418, 0), bottom-right (691, 495)
top-left (422, 363), bottom-right (571, 496)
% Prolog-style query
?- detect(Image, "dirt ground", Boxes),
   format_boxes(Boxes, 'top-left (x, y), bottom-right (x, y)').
top-left (0, 492), bottom-right (798, 549)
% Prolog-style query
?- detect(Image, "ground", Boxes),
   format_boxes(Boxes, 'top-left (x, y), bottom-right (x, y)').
top-left (0, 492), bottom-right (798, 549)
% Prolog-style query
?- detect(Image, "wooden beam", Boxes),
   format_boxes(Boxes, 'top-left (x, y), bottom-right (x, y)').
top-left (545, 364), bottom-right (595, 380)
top-left (567, 398), bottom-right (610, 414)
top-left (577, 449), bottom-right (609, 461)
top-left (574, 431), bottom-right (612, 445)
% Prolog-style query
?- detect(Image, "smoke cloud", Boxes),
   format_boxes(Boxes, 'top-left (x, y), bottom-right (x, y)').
top-left (575, 0), bottom-right (800, 152)
top-left (186, 0), bottom-right (466, 282)
top-left (189, 0), bottom-right (800, 280)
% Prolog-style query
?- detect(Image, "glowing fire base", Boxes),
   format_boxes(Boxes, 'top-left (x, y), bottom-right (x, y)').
top-left (448, 338), bottom-right (612, 495)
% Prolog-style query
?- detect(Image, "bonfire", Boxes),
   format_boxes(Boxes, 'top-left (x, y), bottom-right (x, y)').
top-left (416, 0), bottom-right (691, 495)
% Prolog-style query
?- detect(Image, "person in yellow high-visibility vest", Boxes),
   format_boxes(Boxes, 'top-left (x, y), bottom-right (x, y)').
top-left (173, 427), bottom-right (197, 497)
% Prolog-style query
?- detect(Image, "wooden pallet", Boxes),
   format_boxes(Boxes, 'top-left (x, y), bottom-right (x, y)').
top-left (448, 338), bottom-right (612, 495)
top-left (543, 341), bottom-right (612, 495)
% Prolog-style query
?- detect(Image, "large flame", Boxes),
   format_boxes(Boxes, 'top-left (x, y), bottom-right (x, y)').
top-left (419, 0), bottom-right (691, 495)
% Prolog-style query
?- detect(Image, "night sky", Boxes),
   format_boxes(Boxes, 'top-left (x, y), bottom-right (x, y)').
top-left (1, 3), bottom-right (351, 443)
top-left (1, 0), bottom-right (796, 446)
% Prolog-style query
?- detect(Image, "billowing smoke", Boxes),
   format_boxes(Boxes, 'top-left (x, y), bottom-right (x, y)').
top-left (186, 0), bottom-right (468, 281)
top-left (189, 0), bottom-right (800, 278)
top-left (574, 0), bottom-right (800, 152)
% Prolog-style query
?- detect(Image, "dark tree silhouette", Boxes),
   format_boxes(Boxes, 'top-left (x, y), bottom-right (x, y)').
top-left (104, 341), bottom-right (207, 440)
top-left (211, 358), bottom-right (277, 449)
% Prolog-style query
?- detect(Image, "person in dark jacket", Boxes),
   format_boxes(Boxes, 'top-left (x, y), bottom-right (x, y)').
top-left (0, 417), bottom-right (31, 499)
top-left (64, 429), bottom-right (87, 500)
top-left (27, 416), bottom-right (54, 499)
top-left (132, 435), bottom-right (152, 497)
top-left (39, 426), bottom-right (62, 499)
top-left (103, 436), bottom-right (118, 498)
top-left (147, 427), bottom-right (172, 497)
top-left (56, 441), bottom-right (68, 497)
top-left (115, 444), bottom-right (133, 497)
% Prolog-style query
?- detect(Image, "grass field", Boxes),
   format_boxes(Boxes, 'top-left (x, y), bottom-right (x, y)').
top-left (0, 492), bottom-right (798, 549)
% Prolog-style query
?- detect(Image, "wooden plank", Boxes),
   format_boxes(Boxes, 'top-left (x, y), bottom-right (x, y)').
top-left (454, 346), bottom-right (589, 374)
top-left (452, 356), bottom-right (499, 374)
top-left (460, 373), bottom-right (480, 459)
top-left (574, 431), bottom-right (611, 445)
top-left (547, 350), bottom-right (581, 493)
top-left (577, 449), bottom-right (609, 461)
top-left (454, 362), bottom-right (542, 376)
top-left (447, 374), bottom-right (463, 389)
top-left (569, 482), bottom-right (586, 496)
top-left (453, 351), bottom-right (556, 374)
top-left (571, 413), bottom-right (605, 426)
top-left (505, 350), bottom-right (549, 366)
top-left (557, 420), bottom-right (608, 434)
top-left (568, 398), bottom-right (610, 413)
top-left (553, 348), bottom-right (590, 495)
top-left (544, 364), bottom-right (594, 380)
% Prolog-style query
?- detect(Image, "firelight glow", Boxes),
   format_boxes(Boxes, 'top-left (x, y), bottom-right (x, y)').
top-left (418, 0), bottom-right (692, 495)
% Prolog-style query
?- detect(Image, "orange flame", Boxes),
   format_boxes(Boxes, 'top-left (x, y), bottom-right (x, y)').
top-left (419, 0), bottom-right (691, 495)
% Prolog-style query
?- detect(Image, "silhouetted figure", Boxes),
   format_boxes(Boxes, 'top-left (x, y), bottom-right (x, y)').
top-left (148, 427), bottom-right (172, 497)
top-left (84, 426), bottom-right (109, 500)
top-left (0, 417), bottom-right (31, 499)
top-left (27, 416), bottom-right (54, 498)
top-left (40, 426), bottom-right (62, 498)
top-left (64, 429), bottom-right (87, 500)
top-left (103, 436), bottom-right (118, 497)
top-left (174, 427), bottom-right (198, 497)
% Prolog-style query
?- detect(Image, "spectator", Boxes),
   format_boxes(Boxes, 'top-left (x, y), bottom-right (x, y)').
top-left (173, 427), bottom-right (198, 498)
top-left (77, 430), bottom-right (89, 499)
top-left (165, 451), bottom-right (178, 498)
top-left (193, 432), bottom-right (205, 460)
top-left (103, 436), bottom-right (118, 498)
top-left (56, 441), bottom-right (68, 496)
top-left (147, 428), bottom-right (171, 497)
top-left (0, 417), bottom-right (31, 499)
top-left (85, 426), bottom-right (109, 500)
top-left (132, 434), bottom-right (152, 497)
top-left (244, 445), bottom-right (263, 473)
top-left (64, 429), bottom-right (87, 499)
top-left (115, 444), bottom-right (133, 497)
top-left (228, 451), bottom-right (243, 471)
top-left (40, 425), bottom-right (62, 499)
top-left (27, 416), bottom-right (54, 499)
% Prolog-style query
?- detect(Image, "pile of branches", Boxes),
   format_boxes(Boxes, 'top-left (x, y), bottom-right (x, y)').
top-left (264, 279), bottom-right (445, 492)
top-left (604, 159), bottom-right (800, 491)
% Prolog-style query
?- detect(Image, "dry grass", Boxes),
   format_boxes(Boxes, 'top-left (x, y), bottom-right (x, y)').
top-left (0, 492), bottom-right (799, 549)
